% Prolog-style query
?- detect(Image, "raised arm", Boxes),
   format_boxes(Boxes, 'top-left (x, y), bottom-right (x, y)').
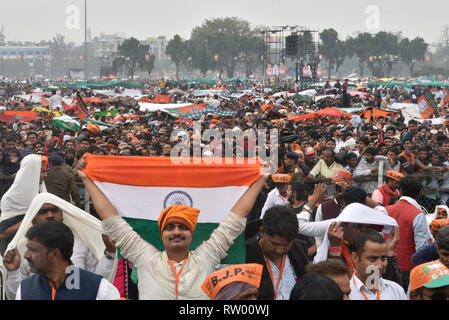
top-left (76, 158), bottom-right (119, 220)
top-left (231, 175), bottom-right (268, 218)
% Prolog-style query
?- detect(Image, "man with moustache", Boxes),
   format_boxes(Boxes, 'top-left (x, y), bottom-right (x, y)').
top-left (2, 195), bottom-right (117, 299)
top-left (14, 221), bottom-right (119, 300)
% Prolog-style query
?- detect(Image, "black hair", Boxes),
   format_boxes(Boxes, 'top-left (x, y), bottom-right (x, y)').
top-left (289, 180), bottom-right (306, 202)
top-left (352, 228), bottom-right (386, 257)
top-left (364, 147), bottom-right (378, 155)
top-left (358, 136), bottom-right (369, 146)
top-left (346, 152), bottom-right (357, 160)
top-left (25, 220), bottom-right (74, 262)
top-left (289, 273), bottom-right (343, 300)
top-left (27, 131), bottom-right (38, 138)
top-left (48, 154), bottom-right (63, 167)
top-left (436, 225), bottom-right (449, 251)
top-left (408, 119), bottom-right (418, 126)
top-left (64, 148), bottom-right (76, 155)
top-left (321, 146), bottom-right (335, 156)
top-left (6, 135), bottom-right (17, 143)
top-left (343, 186), bottom-right (367, 205)
top-left (399, 175), bottom-right (421, 198)
top-left (262, 205), bottom-right (299, 241)
top-left (388, 147), bottom-right (400, 155)
top-left (403, 137), bottom-right (413, 145)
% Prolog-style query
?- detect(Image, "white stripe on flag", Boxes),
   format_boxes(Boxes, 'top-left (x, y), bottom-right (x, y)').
top-left (94, 182), bottom-right (248, 223)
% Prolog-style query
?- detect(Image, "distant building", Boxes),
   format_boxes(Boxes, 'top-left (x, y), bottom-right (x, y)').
top-left (0, 45), bottom-right (49, 60)
top-left (93, 32), bottom-right (126, 59)
top-left (144, 36), bottom-right (168, 61)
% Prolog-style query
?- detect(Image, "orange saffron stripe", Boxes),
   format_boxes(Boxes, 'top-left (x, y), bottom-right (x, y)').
top-left (83, 154), bottom-right (261, 187)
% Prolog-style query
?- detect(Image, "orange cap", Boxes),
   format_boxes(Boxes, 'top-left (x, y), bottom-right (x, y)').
top-left (201, 264), bottom-right (263, 300)
top-left (430, 219), bottom-right (449, 232)
top-left (385, 170), bottom-right (404, 181)
top-left (332, 169), bottom-right (353, 186)
top-left (410, 261), bottom-right (449, 291)
top-left (86, 122), bottom-right (100, 134)
top-left (271, 174), bottom-right (292, 183)
top-left (157, 205), bottom-right (200, 236)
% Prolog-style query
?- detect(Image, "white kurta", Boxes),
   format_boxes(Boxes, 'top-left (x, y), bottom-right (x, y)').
top-left (102, 211), bottom-right (246, 300)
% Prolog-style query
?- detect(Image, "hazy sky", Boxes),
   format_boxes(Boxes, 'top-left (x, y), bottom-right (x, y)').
top-left (1, 0), bottom-right (448, 46)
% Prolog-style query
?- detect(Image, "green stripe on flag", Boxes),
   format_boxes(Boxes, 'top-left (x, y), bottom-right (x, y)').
top-left (81, 118), bottom-right (113, 128)
top-left (122, 217), bottom-right (245, 264)
top-left (52, 119), bottom-right (79, 130)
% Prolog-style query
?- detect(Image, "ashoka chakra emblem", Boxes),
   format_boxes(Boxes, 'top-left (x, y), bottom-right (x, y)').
top-left (163, 191), bottom-right (193, 208)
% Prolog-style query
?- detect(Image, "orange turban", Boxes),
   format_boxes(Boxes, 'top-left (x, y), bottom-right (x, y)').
top-left (158, 205), bottom-right (200, 235)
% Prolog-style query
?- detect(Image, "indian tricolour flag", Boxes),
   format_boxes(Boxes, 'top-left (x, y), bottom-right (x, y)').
top-left (83, 154), bottom-right (261, 263)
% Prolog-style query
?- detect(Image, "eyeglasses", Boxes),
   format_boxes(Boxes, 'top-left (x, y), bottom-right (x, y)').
top-left (420, 292), bottom-right (449, 300)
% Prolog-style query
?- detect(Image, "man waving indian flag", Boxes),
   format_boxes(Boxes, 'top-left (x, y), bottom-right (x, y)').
top-left (77, 154), bottom-right (267, 300)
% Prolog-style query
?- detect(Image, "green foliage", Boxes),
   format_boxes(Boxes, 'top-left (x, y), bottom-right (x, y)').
top-left (399, 37), bottom-right (428, 77)
top-left (166, 35), bottom-right (188, 79)
top-left (114, 37), bottom-right (149, 80)
top-left (346, 32), bottom-right (374, 77)
top-left (49, 34), bottom-right (74, 77)
top-left (319, 28), bottom-right (339, 79)
top-left (188, 17), bottom-right (262, 78)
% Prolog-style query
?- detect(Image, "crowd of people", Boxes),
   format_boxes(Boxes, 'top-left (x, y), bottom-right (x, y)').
top-left (0, 75), bottom-right (448, 301)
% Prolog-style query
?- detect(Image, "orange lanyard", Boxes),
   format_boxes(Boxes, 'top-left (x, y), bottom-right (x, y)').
top-left (259, 239), bottom-right (286, 299)
top-left (341, 243), bottom-right (357, 275)
top-left (48, 280), bottom-right (56, 300)
top-left (352, 274), bottom-right (380, 300)
top-left (168, 255), bottom-right (189, 299)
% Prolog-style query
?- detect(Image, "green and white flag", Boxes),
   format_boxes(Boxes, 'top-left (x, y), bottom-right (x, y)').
top-left (52, 116), bottom-right (80, 130)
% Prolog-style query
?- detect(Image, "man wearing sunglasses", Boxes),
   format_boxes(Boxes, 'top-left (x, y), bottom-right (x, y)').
top-left (409, 261), bottom-right (449, 300)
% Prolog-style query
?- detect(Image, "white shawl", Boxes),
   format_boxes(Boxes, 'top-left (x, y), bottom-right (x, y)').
top-left (0, 154), bottom-right (46, 222)
top-left (2, 192), bottom-right (117, 283)
top-left (313, 203), bottom-right (398, 264)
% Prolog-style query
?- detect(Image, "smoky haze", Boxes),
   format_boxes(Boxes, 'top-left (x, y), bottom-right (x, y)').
top-left (0, 0), bottom-right (447, 45)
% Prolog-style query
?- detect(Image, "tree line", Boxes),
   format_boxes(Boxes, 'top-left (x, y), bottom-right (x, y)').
top-left (42, 18), bottom-right (447, 80)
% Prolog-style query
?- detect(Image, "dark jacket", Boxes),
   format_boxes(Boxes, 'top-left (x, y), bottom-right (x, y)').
top-left (44, 166), bottom-right (81, 206)
top-left (245, 236), bottom-right (310, 300)
top-left (412, 242), bottom-right (439, 267)
top-left (20, 266), bottom-right (102, 300)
